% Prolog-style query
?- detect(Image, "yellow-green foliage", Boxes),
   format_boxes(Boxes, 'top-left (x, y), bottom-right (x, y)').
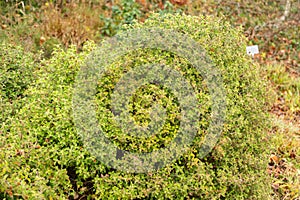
top-left (1, 13), bottom-right (272, 199)
top-left (0, 42), bottom-right (39, 126)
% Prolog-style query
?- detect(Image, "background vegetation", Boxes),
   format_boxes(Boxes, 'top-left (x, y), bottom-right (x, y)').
top-left (0, 0), bottom-right (299, 199)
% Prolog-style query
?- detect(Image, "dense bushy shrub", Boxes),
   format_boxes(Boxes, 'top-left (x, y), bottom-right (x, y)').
top-left (0, 43), bottom-right (97, 199)
top-left (0, 43), bottom-right (37, 100)
top-left (1, 13), bottom-right (271, 199)
top-left (0, 43), bottom-right (38, 125)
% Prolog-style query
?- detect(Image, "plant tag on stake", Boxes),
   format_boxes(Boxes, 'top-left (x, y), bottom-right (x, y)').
top-left (246, 45), bottom-right (259, 57)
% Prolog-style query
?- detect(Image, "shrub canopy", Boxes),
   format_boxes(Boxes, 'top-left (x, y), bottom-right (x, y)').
top-left (0, 13), bottom-right (271, 199)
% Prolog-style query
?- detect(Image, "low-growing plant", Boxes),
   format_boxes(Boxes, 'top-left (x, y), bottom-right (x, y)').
top-left (100, 0), bottom-right (142, 36)
top-left (1, 13), bottom-right (272, 199)
top-left (1, 43), bottom-right (96, 199)
top-left (0, 42), bottom-right (39, 125)
top-left (0, 42), bottom-right (37, 100)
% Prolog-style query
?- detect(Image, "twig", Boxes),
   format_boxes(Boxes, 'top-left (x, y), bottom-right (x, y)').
top-left (252, 0), bottom-right (292, 33)
top-left (280, 0), bottom-right (291, 21)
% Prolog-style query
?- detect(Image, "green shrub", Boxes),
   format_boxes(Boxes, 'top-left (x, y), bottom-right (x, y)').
top-left (100, 0), bottom-right (142, 36)
top-left (0, 42), bottom-right (38, 125)
top-left (0, 43), bottom-right (36, 100)
top-left (0, 43), bottom-right (98, 199)
top-left (1, 13), bottom-right (271, 199)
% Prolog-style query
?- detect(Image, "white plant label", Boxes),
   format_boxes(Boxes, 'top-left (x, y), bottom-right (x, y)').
top-left (246, 45), bottom-right (259, 57)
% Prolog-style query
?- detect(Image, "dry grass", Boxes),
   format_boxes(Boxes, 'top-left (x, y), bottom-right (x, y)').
top-left (265, 64), bottom-right (300, 199)
top-left (39, 2), bottom-right (105, 49)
